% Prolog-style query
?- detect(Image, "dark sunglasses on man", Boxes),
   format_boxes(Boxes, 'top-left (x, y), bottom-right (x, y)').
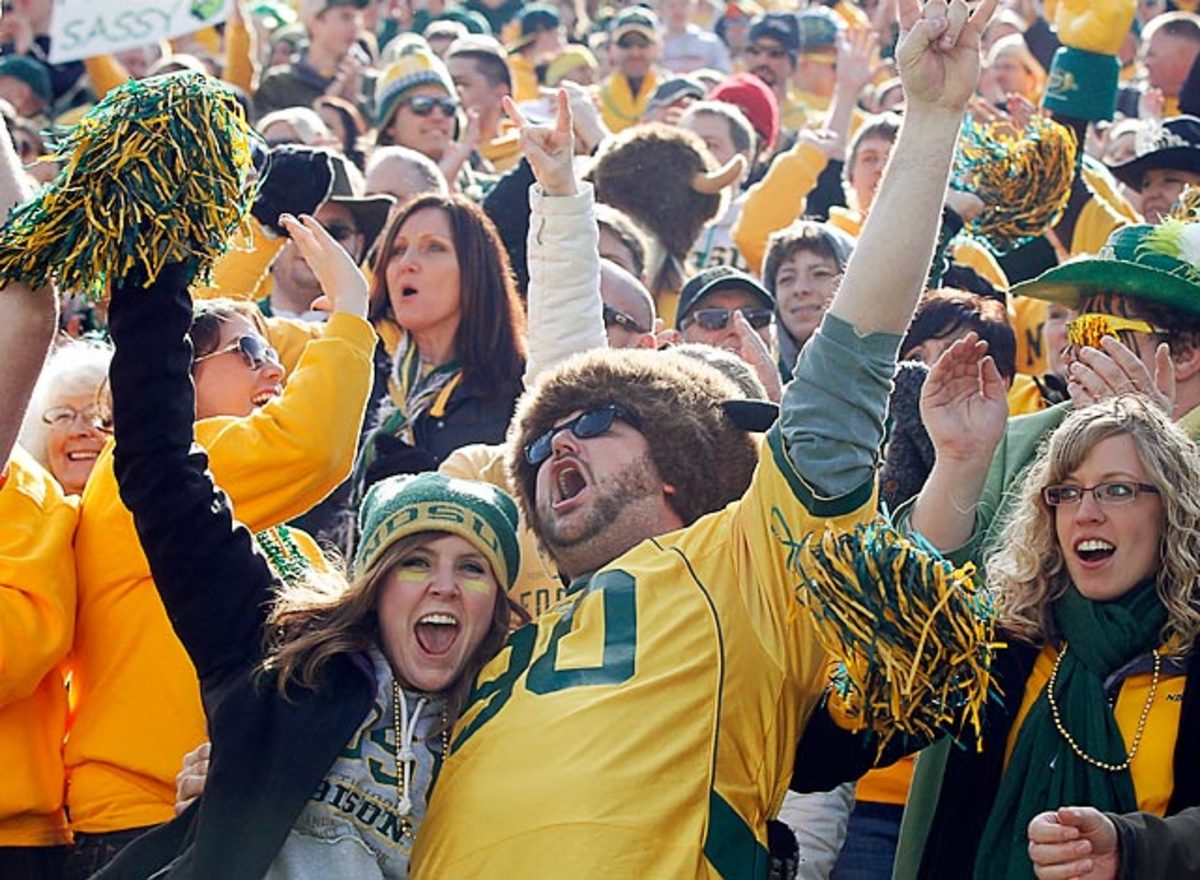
top-left (322, 222), bottom-right (360, 243)
top-left (524, 404), bottom-right (641, 466)
top-left (402, 95), bottom-right (459, 118)
top-left (194, 335), bottom-right (282, 372)
top-left (679, 307), bottom-right (774, 333)
top-left (602, 303), bottom-right (650, 335)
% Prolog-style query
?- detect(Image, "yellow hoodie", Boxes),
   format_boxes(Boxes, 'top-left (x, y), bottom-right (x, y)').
top-left (67, 312), bottom-right (377, 834)
top-left (0, 447), bottom-right (78, 846)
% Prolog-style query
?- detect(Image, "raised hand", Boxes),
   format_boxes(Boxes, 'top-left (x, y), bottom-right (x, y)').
top-left (919, 332), bottom-right (1008, 464)
top-left (837, 27), bottom-right (885, 99)
top-left (1067, 336), bottom-right (1175, 415)
top-left (558, 80), bottom-right (610, 155)
top-left (1027, 807), bottom-right (1119, 880)
top-left (279, 213), bottom-right (369, 318)
top-left (731, 310), bottom-right (783, 403)
top-left (503, 90), bottom-right (578, 197)
top-left (896, 0), bottom-right (999, 115)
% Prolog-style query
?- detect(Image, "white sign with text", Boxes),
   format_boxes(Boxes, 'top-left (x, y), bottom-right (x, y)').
top-left (49, 0), bottom-right (233, 64)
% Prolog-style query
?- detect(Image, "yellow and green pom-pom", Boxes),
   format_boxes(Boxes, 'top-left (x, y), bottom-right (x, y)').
top-left (0, 71), bottom-right (256, 301)
top-left (952, 114), bottom-right (1077, 256)
top-left (793, 519), bottom-right (1001, 757)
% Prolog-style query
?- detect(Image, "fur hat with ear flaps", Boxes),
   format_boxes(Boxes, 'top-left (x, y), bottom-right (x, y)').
top-left (585, 123), bottom-right (745, 261)
top-left (506, 349), bottom-right (759, 543)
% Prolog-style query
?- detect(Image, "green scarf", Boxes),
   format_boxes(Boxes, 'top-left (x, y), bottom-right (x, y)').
top-left (974, 579), bottom-right (1166, 880)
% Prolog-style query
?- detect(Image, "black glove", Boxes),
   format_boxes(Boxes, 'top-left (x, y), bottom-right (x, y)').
top-left (362, 433), bottom-right (439, 491)
top-left (251, 146), bottom-right (334, 235)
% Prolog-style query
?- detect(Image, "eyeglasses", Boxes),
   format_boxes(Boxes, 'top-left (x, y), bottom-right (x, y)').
top-left (322, 222), bottom-right (359, 243)
top-left (745, 43), bottom-right (789, 60)
top-left (194, 335), bottom-right (282, 372)
top-left (42, 403), bottom-right (112, 433)
top-left (602, 302), bottom-right (650, 335)
top-left (1066, 313), bottom-right (1164, 351)
top-left (1042, 481), bottom-right (1161, 507)
top-left (680, 307), bottom-right (774, 332)
top-left (524, 404), bottom-right (640, 466)
top-left (402, 95), bottom-right (459, 118)
top-left (616, 36), bottom-right (652, 49)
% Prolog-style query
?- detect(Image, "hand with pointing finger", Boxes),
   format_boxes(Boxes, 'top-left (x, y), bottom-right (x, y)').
top-left (503, 89), bottom-right (578, 197)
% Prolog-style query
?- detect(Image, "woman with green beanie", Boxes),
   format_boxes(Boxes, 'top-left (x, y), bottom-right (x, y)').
top-left (94, 242), bottom-right (527, 879)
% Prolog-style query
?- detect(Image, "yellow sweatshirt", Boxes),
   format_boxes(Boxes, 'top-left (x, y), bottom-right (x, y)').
top-left (732, 140), bottom-right (829, 274)
top-left (0, 448), bottom-right (78, 847)
top-left (67, 312), bottom-right (377, 834)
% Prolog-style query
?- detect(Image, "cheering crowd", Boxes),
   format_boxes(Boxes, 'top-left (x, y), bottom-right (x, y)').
top-left (2, 0), bottom-right (1200, 877)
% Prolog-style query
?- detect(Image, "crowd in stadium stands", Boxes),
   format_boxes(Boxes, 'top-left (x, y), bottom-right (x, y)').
top-left (2, 0), bottom-right (1200, 876)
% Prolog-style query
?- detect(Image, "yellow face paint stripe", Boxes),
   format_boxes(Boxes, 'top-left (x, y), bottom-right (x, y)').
top-left (396, 569), bottom-right (429, 583)
top-left (461, 578), bottom-right (492, 596)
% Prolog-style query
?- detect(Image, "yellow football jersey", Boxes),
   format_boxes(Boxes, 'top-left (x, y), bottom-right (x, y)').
top-left (411, 425), bottom-right (876, 877)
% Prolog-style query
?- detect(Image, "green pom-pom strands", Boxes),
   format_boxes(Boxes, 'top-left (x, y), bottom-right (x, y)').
top-left (0, 72), bottom-right (257, 301)
top-left (951, 114), bottom-right (1077, 256)
top-left (791, 518), bottom-right (1001, 758)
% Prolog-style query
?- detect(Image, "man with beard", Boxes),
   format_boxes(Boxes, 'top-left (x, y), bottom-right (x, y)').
top-left (745, 12), bottom-right (808, 134)
top-left (411, 0), bottom-right (999, 871)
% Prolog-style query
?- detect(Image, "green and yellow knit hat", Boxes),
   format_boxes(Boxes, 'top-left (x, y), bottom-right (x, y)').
top-left (356, 472), bottom-right (521, 588)
top-left (374, 48), bottom-right (456, 129)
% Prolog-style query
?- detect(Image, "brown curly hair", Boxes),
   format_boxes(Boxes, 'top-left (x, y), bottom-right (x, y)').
top-left (505, 349), bottom-right (759, 544)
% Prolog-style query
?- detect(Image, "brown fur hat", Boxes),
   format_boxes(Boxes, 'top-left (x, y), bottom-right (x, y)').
top-left (586, 123), bottom-right (739, 258)
top-left (505, 348), bottom-right (759, 538)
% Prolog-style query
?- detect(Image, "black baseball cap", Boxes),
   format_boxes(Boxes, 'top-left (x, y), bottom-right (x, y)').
top-left (676, 266), bottom-right (775, 328)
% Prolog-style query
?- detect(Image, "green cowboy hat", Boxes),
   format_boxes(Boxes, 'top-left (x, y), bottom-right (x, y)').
top-left (1010, 221), bottom-right (1200, 317)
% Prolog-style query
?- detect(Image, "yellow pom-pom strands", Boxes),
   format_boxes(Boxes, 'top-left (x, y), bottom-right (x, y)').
top-left (951, 114), bottom-right (1077, 256)
top-left (792, 519), bottom-right (1001, 758)
top-left (0, 72), bottom-right (257, 301)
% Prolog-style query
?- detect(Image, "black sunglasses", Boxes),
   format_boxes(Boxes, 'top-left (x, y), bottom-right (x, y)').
top-left (322, 222), bottom-right (359, 243)
top-left (680, 307), bottom-right (774, 332)
top-left (524, 404), bottom-right (640, 466)
top-left (602, 302), bottom-right (650, 335)
top-left (194, 335), bottom-right (282, 372)
top-left (403, 95), bottom-right (459, 117)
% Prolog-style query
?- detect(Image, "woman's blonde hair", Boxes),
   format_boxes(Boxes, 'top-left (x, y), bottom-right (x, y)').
top-left (262, 531), bottom-right (525, 727)
top-left (986, 396), bottom-right (1200, 651)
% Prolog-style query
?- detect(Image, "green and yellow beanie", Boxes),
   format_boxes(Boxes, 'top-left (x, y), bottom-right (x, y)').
top-left (356, 472), bottom-right (521, 589)
top-left (374, 48), bottom-right (456, 129)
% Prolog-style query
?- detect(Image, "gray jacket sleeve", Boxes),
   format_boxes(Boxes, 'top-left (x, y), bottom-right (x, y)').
top-left (782, 312), bottom-right (902, 498)
top-left (1111, 807), bottom-right (1200, 880)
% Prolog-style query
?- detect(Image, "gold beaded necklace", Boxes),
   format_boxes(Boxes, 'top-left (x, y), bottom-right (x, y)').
top-left (390, 679), bottom-right (450, 839)
top-left (1045, 643), bottom-right (1162, 773)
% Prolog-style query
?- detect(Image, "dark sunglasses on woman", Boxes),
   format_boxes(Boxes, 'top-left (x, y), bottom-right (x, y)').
top-left (403, 95), bottom-right (459, 117)
top-left (194, 335), bottom-right (282, 372)
top-left (680, 307), bottom-right (774, 332)
top-left (524, 404), bottom-right (641, 466)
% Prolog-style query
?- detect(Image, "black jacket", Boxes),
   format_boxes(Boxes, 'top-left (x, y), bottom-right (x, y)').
top-left (791, 635), bottom-right (1200, 879)
top-left (98, 264), bottom-right (374, 880)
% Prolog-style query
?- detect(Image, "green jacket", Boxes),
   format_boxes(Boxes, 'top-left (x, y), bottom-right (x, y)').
top-left (893, 401), bottom-right (1200, 879)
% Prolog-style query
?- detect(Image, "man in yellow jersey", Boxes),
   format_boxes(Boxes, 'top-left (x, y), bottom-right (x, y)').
top-left (411, 0), bottom-right (999, 871)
